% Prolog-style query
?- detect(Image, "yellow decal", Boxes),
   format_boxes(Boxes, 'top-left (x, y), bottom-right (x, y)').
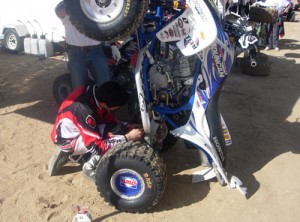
top-left (200, 32), bottom-right (205, 40)
top-left (174, 1), bottom-right (178, 9)
top-left (143, 173), bottom-right (153, 189)
top-left (124, 0), bottom-right (131, 17)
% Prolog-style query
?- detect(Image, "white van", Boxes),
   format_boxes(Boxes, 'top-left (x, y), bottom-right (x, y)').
top-left (0, 0), bottom-right (65, 54)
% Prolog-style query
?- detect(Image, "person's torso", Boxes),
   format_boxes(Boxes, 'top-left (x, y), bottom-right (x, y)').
top-left (62, 15), bottom-right (101, 47)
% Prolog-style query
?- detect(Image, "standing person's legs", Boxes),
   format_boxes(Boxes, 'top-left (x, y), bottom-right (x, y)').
top-left (268, 23), bottom-right (275, 49)
top-left (272, 20), bottom-right (279, 50)
top-left (88, 44), bottom-right (111, 86)
top-left (68, 48), bottom-right (89, 89)
top-left (265, 23), bottom-right (271, 50)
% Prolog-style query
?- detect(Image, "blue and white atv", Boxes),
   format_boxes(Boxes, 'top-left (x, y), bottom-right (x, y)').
top-left (61, 0), bottom-right (264, 213)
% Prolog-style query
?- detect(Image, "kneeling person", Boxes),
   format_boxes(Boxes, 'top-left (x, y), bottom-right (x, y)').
top-left (48, 81), bottom-right (144, 181)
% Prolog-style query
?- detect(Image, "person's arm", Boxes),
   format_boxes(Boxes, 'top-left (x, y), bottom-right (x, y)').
top-left (74, 105), bottom-right (137, 155)
top-left (55, 1), bottom-right (67, 19)
top-left (124, 128), bottom-right (144, 141)
top-left (253, 0), bottom-right (276, 7)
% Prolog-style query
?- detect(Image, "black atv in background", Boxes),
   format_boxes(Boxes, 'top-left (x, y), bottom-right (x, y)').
top-left (224, 0), bottom-right (278, 76)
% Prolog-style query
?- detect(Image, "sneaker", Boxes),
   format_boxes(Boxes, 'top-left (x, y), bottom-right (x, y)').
top-left (275, 47), bottom-right (280, 51)
top-left (48, 147), bottom-right (71, 176)
top-left (264, 46), bottom-right (270, 51)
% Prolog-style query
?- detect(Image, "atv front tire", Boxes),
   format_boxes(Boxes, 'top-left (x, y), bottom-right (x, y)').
top-left (95, 141), bottom-right (167, 213)
top-left (249, 6), bottom-right (278, 23)
top-left (64, 0), bottom-right (148, 42)
top-left (53, 73), bottom-right (72, 105)
top-left (241, 53), bottom-right (271, 76)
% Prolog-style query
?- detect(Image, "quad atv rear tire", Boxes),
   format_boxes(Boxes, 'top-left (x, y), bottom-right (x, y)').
top-left (64, 0), bottom-right (148, 42)
top-left (53, 73), bottom-right (72, 105)
top-left (249, 6), bottom-right (278, 23)
top-left (95, 141), bottom-right (167, 213)
top-left (241, 53), bottom-right (271, 77)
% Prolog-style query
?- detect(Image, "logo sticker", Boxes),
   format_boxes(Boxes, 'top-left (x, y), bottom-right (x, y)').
top-left (178, 18), bottom-right (184, 28)
top-left (120, 176), bottom-right (138, 189)
top-left (169, 28), bottom-right (174, 37)
top-left (86, 115), bottom-right (96, 128)
top-left (184, 35), bottom-right (199, 49)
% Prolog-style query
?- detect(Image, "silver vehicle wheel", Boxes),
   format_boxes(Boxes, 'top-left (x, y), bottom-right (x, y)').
top-left (64, 0), bottom-right (148, 41)
top-left (80, 0), bottom-right (124, 23)
top-left (3, 29), bottom-right (23, 53)
top-left (6, 33), bottom-right (17, 50)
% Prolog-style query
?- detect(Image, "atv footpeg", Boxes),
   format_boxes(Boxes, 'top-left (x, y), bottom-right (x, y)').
top-left (229, 175), bottom-right (247, 196)
top-left (192, 168), bottom-right (247, 196)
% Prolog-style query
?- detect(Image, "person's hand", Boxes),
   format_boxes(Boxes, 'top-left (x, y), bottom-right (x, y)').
top-left (111, 45), bottom-right (121, 62)
top-left (126, 124), bottom-right (143, 131)
top-left (125, 128), bottom-right (145, 141)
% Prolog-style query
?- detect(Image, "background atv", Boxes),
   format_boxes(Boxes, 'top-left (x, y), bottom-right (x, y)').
top-left (224, 2), bottom-right (274, 76)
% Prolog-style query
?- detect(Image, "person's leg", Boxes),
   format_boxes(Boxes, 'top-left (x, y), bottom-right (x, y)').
top-left (48, 146), bottom-right (71, 176)
top-left (88, 44), bottom-right (111, 86)
top-left (82, 155), bottom-right (101, 182)
top-left (272, 20), bottom-right (280, 50)
top-left (265, 23), bottom-right (271, 50)
top-left (268, 23), bottom-right (275, 49)
top-left (82, 122), bottom-right (127, 181)
top-left (48, 136), bottom-right (90, 176)
top-left (67, 48), bottom-right (89, 89)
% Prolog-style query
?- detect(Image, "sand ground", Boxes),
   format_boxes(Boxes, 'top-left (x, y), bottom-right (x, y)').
top-left (0, 11), bottom-right (300, 222)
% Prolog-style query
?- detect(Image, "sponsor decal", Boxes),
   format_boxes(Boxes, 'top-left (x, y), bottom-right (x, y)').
top-left (169, 28), bottom-right (174, 37)
top-left (210, 44), bottom-right (227, 77)
top-left (184, 35), bottom-right (199, 49)
top-left (124, 0), bottom-right (131, 17)
top-left (213, 136), bottom-right (225, 162)
top-left (197, 51), bottom-right (204, 61)
top-left (138, 93), bottom-right (146, 112)
top-left (200, 32), bottom-right (205, 40)
top-left (160, 32), bottom-right (166, 40)
top-left (178, 18), bottom-right (184, 28)
top-left (86, 115), bottom-right (96, 128)
top-left (181, 28), bottom-right (187, 36)
top-left (120, 176), bottom-right (138, 189)
top-left (175, 22), bottom-right (180, 37)
top-left (172, 24), bottom-right (180, 37)
top-left (191, 0), bottom-right (208, 22)
top-left (143, 173), bottom-right (152, 189)
top-left (164, 30), bottom-right (169, 39)
top-left (182, 17), bottom-right (189, 24)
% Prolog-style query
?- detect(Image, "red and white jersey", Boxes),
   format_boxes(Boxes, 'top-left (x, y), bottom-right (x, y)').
top-left (51, 84), bottom-right (126, 155)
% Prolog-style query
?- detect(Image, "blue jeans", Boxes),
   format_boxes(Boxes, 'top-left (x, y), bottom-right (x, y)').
top-left (265, 20), bottom-right (279, 49)
top-left (67, 44), bottom-right (111, 89)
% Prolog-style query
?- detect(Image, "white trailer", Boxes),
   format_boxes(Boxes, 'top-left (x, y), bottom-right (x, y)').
top-left (0, 0), bottom-right (65, 54)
